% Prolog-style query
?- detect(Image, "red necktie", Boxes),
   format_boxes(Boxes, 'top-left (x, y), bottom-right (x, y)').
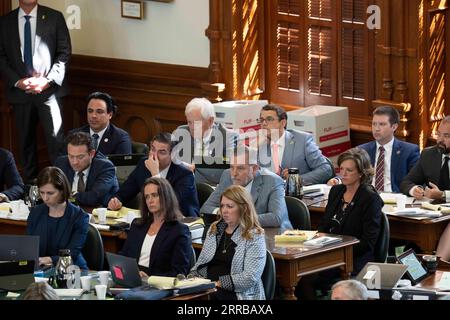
top-left (375, 146), bottom-right (385, 191)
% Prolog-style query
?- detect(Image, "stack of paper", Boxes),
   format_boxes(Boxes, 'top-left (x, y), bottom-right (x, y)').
top-left (274, 230), bottom-right (317, 243)
top-left (303, 236), bottom-right (342, 246)
top-left (93, 206), bottom-right (140, 219)
top-left (147, 276), bottom-right (212, 289)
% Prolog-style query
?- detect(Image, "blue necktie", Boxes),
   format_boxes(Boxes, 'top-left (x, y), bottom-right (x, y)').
top-left (92, 133), bottom-right (100, 150)
top-left (24, 15), bottom-right (33, 76)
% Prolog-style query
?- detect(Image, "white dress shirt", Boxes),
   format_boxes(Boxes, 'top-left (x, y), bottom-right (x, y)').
top-left (138, 234), bottom-right (156, 268)
top-left (71, 166), bottom-right (91, 194)
top-left (90, 126), bottom-right (108, 146)
top-left (18, 6), bottom-right (37, 63)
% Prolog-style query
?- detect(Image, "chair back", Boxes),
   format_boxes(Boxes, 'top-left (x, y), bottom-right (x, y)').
top-left (285, 196), bottom-right (311, 230)
top-left (374, 212), bottom-right (390, 262)
top-left (189, 246), bottom-right (197, 269)
top-left (131, 141), bottom-right (149, 155)
top-left (261, 250), bottom-right (276, 300)
top-left (324, 156), bottom-right (336, 179)
top-left (82, 224), bottom-right (105, 271)
top-left (196, 182), bottom-right (215, 208)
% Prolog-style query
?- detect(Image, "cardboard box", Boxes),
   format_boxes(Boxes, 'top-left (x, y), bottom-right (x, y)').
top-left (287, 106), bottom-right (351, 169)
top-left (213, 100), bottom-right (268, 133)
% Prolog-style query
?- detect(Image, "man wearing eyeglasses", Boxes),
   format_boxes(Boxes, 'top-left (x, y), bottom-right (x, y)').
top-left (401, 115), bottom-right (450, 201)
top-left (257, 104), bottom-right (333, 184)
top-left (55, 132), bottom-right (119, 207)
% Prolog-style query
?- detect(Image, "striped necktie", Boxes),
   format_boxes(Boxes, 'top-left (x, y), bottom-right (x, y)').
top-left (375, 146), bottom-right (385, 192)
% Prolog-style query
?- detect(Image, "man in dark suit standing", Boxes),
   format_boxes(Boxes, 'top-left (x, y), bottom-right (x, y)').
top-left (55, 132), bottom-right (119, 207)
top-left (330, 106), bottom-right (420, 193)
top-left (108, 132), bottom-right (199, 217)
top-left (0, 0), bottom-right (71, 183)
top-left (69, 92), bottom-right (132, 155)
top-left (0, 148), bottom-right (25, 201)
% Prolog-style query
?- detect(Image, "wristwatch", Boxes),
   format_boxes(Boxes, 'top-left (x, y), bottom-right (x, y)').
top-left (442, 191), bottom-right (446, 200)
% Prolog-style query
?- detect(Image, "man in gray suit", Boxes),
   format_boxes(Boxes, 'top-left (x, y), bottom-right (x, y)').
top-left (258, 104), bottom-right (332, 185)
top-left (201, 146), bottom-right (292, 229)
top-left (401, 116), bottom-right (450, 201)
top-left (0, 0), bottom-right (71, 182)
top-left (173, 97), bottom-right (238, 186)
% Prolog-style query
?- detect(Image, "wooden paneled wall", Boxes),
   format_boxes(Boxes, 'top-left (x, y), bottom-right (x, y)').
top-left (65, 55), bottom-right (210, 144)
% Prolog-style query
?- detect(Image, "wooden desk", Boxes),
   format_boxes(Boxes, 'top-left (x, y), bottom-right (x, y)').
top-left (304, 197), bottom-right (450, 254)
top-left (0, 218), bottom-right (126, 253)
top-left (193, 228), bottom-right (358, 300)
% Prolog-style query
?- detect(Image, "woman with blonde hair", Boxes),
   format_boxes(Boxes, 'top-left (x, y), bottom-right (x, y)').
top-left (190, 185), bottom-right (266, 300)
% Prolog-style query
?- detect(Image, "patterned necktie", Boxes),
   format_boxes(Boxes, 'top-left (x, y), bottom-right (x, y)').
top-left (24, 15), bottom-right (33, 76)
top-left (77, 172), bottom-right (85, 193)
top-left (439, 156), bottom-right (450, 191)
top-left (92, 133), bottom-right (99, 150)
top-left (272, 143), bottom-right (281, 175)
top-left (375, 146), bottom-right (385, 192)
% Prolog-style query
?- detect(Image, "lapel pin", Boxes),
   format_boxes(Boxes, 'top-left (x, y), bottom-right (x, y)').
top-left (104, 138), bottom-right (109, 143)
top-left (397, 150), bottom-right (401, 155)
top-left (42, 15), bottom-right (46, 20)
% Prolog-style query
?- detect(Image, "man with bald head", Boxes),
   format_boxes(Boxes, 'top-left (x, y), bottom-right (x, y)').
top-left (201, 145), bottom-right (292, 229)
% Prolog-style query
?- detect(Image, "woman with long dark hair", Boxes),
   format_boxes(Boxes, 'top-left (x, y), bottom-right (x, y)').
top-left (119, 177), bottom-right (192, 276)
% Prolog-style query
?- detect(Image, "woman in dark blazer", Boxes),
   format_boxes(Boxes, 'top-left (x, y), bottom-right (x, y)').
top-left (319, 147), bottom-right (382, 272)
top-left (297, 148), bottom-right (382, 299)
top-left (26, 167), bottom-right (89, 270)
top-left (119, 177), bottom-right (192, 277)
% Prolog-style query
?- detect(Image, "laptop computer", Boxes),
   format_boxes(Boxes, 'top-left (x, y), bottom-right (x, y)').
top-left (106, 252), bottom-right (147, 288)
top-left (0, 235), bottom-right (39, 269)
top-left (107, 154), bottom-right (145, 185)
top-left (355, 262), bottom-right (408, 290)
top-left (0, 260), bottom-right (35, 292)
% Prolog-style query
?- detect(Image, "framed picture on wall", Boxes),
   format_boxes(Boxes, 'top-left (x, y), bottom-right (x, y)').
top-left (121, 0), bottom-right (144, 19)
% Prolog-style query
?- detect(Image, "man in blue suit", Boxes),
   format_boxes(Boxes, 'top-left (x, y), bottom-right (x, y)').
top-left (258, 104), bottom-right (333, 184)
top-left (330, 106), bottom-right (419, 193)
top-left (108, 133), bottom-right (199, 217)
top-left (55, 132), bottom-right (119, 207)
top-left (201, 146), bottom-right (292, 229)
top-left (0, 148), bottom-right (25, 201)
top-left (68, 92), bottom-right (132, 155)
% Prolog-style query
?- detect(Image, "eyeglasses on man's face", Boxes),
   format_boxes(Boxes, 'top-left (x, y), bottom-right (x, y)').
top-left (258, 116), bottom-right (278, 124)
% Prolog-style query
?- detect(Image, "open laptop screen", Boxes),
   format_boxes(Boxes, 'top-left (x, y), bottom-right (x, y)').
top-left (107, 154), bottom-right (145, 184)
top-left (0, 235), bottom-right (39, 265)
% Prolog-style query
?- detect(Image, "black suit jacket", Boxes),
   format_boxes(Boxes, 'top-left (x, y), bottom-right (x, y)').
top-left (400, 146), bottom-right (444, 194)
top-left (68, 124), bottom-right (132, 155)
top-left (319, 184), bottom-right (382, 272)
top-left (0, 5), bottom-right (71, 104)
top-left (114, 159), bottom-right (199, 217)
top-left (119, 220), bottom-right (192, 277)
top-left (55, 153), bottom-right (119, 207)
top-left (0, 148), bottom-right (24, 200)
